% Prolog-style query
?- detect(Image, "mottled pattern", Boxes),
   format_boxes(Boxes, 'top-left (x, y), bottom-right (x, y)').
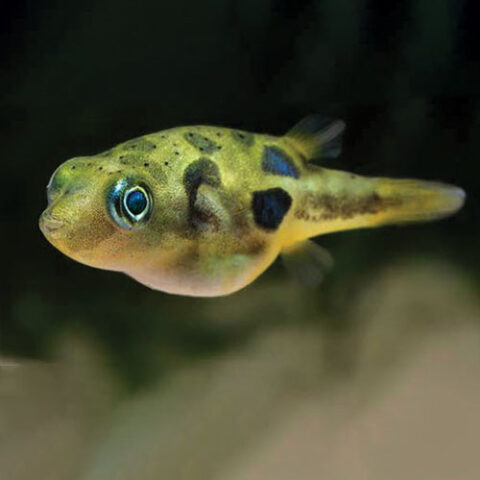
top-left (252, 188), bottom-right (292, 230)
top-left (295, 193), bottom-right (401, 222)
top-left (231, 130), bottom-right (255, 147)
top-left (262, 145), bottom-right (299, 178)
top-left (121, 137), bottom-right (157, 152)
top-left (184, 132), bottom-right (221, 154)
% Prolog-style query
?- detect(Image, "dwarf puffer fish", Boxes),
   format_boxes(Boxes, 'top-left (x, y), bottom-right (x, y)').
top-left (39, 116), bottom-right (465, 297)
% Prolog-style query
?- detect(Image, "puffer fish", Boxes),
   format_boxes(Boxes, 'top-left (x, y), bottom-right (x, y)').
top-left (39, 116), bottom-right (465, 297)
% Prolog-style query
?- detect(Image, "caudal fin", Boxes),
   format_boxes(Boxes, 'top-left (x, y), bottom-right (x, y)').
top-left (373, 178), bottom-right (466, 226)
top-left (285, 114), bottom-right (346, 160)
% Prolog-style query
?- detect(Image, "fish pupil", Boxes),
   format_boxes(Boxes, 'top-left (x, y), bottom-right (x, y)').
top-left (126, 190), bottom-right (147, 215)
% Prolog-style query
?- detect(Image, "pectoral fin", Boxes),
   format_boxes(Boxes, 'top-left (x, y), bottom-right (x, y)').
top-left (183, 157), bottom-right (229, 232)
top-left (281, 240), bottom-right (334, 288)
top-left (191, 183), bottom-right (230, 232)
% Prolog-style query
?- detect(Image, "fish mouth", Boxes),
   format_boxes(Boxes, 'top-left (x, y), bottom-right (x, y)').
top-left (39, 211), bottom-right (67, 237)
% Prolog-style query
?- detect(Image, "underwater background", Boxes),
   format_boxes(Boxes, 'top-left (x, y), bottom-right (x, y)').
top-left (1, 0), bottom-right (480, 479)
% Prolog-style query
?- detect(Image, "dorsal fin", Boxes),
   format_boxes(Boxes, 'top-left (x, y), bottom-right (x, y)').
top-left (285, 115), bottom-right (346, 160)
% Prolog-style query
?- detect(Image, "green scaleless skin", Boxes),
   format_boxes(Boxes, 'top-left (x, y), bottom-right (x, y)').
top-left (39, 118), bottom-right (466, 297)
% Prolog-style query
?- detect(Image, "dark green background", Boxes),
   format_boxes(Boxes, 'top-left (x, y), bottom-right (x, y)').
top-left (2, 0), bottom-right (478, 389)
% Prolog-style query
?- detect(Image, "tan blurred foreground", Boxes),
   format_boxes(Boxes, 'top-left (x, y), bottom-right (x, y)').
top-left (1, 260), bottom-right (479, 480)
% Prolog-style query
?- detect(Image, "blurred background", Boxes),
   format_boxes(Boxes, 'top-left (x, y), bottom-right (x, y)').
top-left (1, 0), bottom-right (479, 479)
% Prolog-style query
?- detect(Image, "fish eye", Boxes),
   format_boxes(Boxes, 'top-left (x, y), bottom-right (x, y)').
top-left (108, 180), bottom-right (152, 229)
top-left (123, 187), bottom-right (150, 221)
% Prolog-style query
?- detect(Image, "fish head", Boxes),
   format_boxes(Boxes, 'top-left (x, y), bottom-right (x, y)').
top-left (39, 153), bottom-right (179, 274)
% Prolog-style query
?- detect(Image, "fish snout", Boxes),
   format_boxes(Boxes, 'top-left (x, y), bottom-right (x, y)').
top-left (39, 210), bottom-right (68, 237)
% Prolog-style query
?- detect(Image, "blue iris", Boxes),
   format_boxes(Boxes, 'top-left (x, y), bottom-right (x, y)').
top-left (108, 181), bottom-right (152, 229)
top-left (125, 189), bottom-right (148, 216)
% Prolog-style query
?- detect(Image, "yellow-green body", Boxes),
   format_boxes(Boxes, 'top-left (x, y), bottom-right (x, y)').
top-left (40, 118), bottom-right (465, 296)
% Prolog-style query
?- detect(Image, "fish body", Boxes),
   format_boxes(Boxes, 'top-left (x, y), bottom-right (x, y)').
top-left (40, 116), bottom-right (465, 296)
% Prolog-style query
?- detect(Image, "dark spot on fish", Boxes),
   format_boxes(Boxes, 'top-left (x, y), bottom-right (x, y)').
top-left (232, 130), bottom-right (254, 147)
top-left (144, 162), bottom-right (149, 167)
top-left (252, 188), bottom-right (292, 230)
top-left (183, 158), bottom-right (221, 228)
top-left (98, 166), bottom-right (103, 171)
top-left (216, 132), bottom-right (222, 137)
top-left (71, 165), bottom-right (76, 170)
top-left (184, 158), bottom-right (221, 201)
top-left (174, 151), bottom-right (179, 155)
top-left (184, 132), bottom-right (221, 154)
top-left (262, 146), bottom-right (299, 179)
top-left (164, 161), bottom-right (169, 166)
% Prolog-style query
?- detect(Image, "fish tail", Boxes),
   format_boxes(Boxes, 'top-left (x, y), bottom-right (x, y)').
top-left (284, 168), bottom-right (465, 246)
top-left (372, 178), bottom-right (466, 225)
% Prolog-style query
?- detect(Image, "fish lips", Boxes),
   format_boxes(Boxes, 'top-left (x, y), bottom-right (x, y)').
top-left (39, 210), bottom-right (68, 239)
